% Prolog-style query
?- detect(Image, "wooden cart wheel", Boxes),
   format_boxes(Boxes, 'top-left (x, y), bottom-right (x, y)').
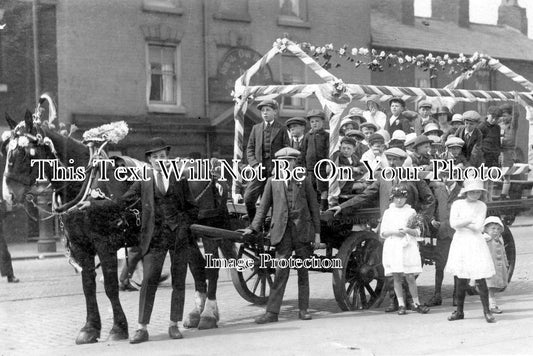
top-left (502, 225), bottom-right (516, 286)
top-left (333, 231), bottom-right (385, 311)
top-left (230, 242), bottom-right (276, 305)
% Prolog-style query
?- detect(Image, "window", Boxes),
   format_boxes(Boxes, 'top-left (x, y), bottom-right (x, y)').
top-left (147, 43), bottom-right (184, 113)
top-left (142, 0), bottom-right (184, 15)
top-left (474, 69), bottom-right (491, 114)
top-left (280, 54), bottom-right (307, 115)
top-left (278, 0), bottom-right (310, 28)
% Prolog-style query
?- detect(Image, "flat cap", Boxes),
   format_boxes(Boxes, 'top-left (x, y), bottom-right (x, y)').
top-left (360, 122), bottom-right (378, 131)
top-left (306, 109), bottom-right (326, 120)
top-left (286, 117), bottom-right (306, 127)
top-left (462, 110), bottom-right (481, 122)
top-left (340, 117), bottom-right (357, 128)
top-left (275, 147), bottom-right (300, 159)
top-left (445, 136), bottom-right (465, 148)
top-left (257, 99), bottom-right (278, 111)
top-left (418, 100), bottom-right (432, 109)
top-left (384, 147), bottom-right (408, 158)
top-left (412, 134), bottom-right (432, 148)
top-left (345, 129), bottom-right (365, 141)
top-left (340, 136), bottom-right (358, 147)
top-left (368, 133), bottom-right (385, 145)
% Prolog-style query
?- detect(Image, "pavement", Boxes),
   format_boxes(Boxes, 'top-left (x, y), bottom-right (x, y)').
top-left (1, 218), bottom-right (533, 355)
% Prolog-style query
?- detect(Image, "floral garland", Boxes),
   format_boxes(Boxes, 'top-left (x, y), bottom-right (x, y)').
top-left (274, 38), bottom-right (490, 78)
top-left (82, 121), bottom-right (129, 144)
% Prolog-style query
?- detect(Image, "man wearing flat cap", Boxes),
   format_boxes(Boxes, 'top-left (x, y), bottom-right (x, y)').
top-left (385, 98), bottom-right (411, 136)
top-left (245, 99), bottom-right (290, 221)
top-left (413, 100), bottom-right (437, 134)
top-left (244, 147), bottom-right (321, 324)
top-left (454, 110), bottom-right (484, 167)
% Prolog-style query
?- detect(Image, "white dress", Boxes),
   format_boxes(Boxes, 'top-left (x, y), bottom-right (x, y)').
top-left (381, 203), bottom-right (422, 276)
top-left (445, 199), bottom-right (495, 279)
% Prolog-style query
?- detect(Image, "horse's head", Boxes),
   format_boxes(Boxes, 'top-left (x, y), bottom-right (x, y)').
top-left (2, 110), bottom-right (55, 206)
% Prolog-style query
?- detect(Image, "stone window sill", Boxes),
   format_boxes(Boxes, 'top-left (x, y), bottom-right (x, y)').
top-left (213, 11), bottom-right (251, 23)
top-left (148, 104), bottom-right (187, 114)
top-left (142, 3), bottom-right (184, 15)
top-left (277, 16), bottom-right (310, 28)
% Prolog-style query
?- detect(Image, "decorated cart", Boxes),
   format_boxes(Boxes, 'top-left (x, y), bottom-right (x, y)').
top-left (191, 39), bottom-right (533, 310)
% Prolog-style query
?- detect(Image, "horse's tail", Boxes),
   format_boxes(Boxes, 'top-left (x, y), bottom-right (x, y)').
top-left (38, 92), bottom-right (57, 124)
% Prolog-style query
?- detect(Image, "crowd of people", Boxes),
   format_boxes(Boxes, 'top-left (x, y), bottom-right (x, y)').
top-left (240, 97), bottom-right (515, 325)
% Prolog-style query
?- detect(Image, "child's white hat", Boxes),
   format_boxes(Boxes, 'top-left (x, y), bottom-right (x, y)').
top-left (484, 216), bottom-right (504, 227)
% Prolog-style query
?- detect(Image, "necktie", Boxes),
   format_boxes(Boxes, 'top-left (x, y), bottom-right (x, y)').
top-left (155, 170), bottom-right (166, 194)
top-left (292, 138), bottom-right (299, 149)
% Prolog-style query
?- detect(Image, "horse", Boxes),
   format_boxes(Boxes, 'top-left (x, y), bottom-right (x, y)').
top-left (2, 108), bottom-right (141, 344)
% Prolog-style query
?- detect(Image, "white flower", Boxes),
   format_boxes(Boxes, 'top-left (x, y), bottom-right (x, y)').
top-left (325, 43), bottom-right (333, 50)
top-left (359, 47), bottom-right (369, 55)
top-left (17, 136), bottom-right (30, 147)
top-left (310, 45), bottom-right (316, 52)
top-left (427, 53), bottom-right (433, 59)
top-left (8, 140), bottom-right (17, 151)
top-left (405, 55), bottom-right (412, 62)
top-left (372, 59), bottom-right (379, 65)
top-left (448, 59), bottom-right (454, 65)
top-left (1, 131), bottom-right (12, 142)
top-left (398, 58), bottom-right (404, 64)
top-left (339, 48), bottom-right (346, 56)
top-left (443, 54), bottom-right (449, 60)
top-left (351, 48), bottom-right (358, 56)
top-left (380, 51), bottom-right (386, 57)
top-left (439, 60), bottom-right (446, 66)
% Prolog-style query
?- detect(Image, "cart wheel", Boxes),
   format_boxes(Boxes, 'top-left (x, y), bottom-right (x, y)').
top-left (502, 225), bottom-right (516, 286)
top-left (230, 243), bottom-right (276, 305)
top-left (333, 231), bottom-right (385, 311)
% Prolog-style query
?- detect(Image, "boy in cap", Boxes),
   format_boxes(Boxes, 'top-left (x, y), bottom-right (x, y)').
top-left (478, 106), bottom-right (502, 168)
top-left (454, 110), bottom-right (484, 167)
top-left (442, 136), bottom-right (467, 168)
top-left (360, 133), bottom-right (387, 180)
top-left (329, 137), bottom-right (367, 204)
top-left (411, 135), bottom-right (432, 169)
top-left (244, 147), bottom-right (321, 323)
top-left (360, 122), bottom-right (378, 148)
top-left (301, 109), bottom-right (330, 210)
top-left (385, 97), bottom-right (411, 136)
top-left (245, 99), bottom-right (290, 221)
top-left (286, 117), bottom-right (307, 151)
top-left (345, 129), bottom-right (369, 159)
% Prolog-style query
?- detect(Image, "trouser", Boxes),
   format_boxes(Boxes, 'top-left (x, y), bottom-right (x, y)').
top-left (244, 177), bottom-right (268, 222)
top-left (119, 246), bottom-right (142, 284)
top-left (0, 230), bottom-right (14, 278)
top-left (266, 223), bottom-right (312, 314)
top-left (455, 278), bottom-right (490, 314)
top-left (434, 238), bottom-right (452, 295)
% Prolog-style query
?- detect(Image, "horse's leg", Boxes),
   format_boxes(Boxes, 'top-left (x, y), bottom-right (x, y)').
top-left (97, 244), bottom-right (128, 341)
top-left (183, 239), bottom-right (207, 329)
top-left (73, 248), bottom-right (102, 344)
top-left (198, 238), bottom-right (223, 330)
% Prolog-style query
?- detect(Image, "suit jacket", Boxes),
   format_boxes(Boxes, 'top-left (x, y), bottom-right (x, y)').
top-left (430, 182), bottom-right (462, 240)
top-left (250, 177), bottom-right (320, 245)
top-left (290, 136), bottom-right (305, 151)
top-left (246, 120), bottom-right (290, 167)
top-left (385, 113), bottom-right (412, 135)
top-left (301, 129), bottom-right (329, 171)
top-left (455, 126), bottom-right (484, 166)
top-left (339, 175), bottom-right (435, 218)
top-left (116, 169), bottom-right (198, 255)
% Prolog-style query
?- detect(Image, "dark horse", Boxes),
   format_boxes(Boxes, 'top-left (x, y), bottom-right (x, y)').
top-left (2, 109), bottom-right (140, 344)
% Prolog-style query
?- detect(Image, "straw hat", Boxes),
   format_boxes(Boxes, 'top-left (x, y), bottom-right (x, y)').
top-left (460, 179), bottom-right (487, 195)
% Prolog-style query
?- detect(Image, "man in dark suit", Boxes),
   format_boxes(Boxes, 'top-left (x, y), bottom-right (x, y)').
top-left (244, 148), bottom-right (321, 323)
top-left (426, 177), bottom-right (462, 306)
top-left (87, 138), bottom-right (199, 343)
top-left (244, 99), bottom-right (290, 221)
top-left (385, 97), bottom-right (412, 136)
top-left (454, 110), bottom-right (484, 167)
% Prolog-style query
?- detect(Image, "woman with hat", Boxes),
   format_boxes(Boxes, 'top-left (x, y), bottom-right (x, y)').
top-left (446, 179), bottom-right (496, 323)
top-left (380, 184), bottom-right (430, 315)
top-left (363, 99), bottom-right (387, 130)
top-left (433, 106), bottom-right (453, 134)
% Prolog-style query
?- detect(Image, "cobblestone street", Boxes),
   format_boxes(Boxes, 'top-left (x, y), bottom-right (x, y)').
top-left (1, 223), bottom-right (532, 355)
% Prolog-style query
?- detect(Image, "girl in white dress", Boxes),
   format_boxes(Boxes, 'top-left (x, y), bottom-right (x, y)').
top-left (381, 185), bottom-right (429, 315)
top-left (446, 179), bottom-right (496, 323)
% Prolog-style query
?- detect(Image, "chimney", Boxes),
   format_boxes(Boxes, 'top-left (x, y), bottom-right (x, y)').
top-left (498, 0), bottom-right (528, 35)
top-left (432, 0), bottom-right (470, 28)
top-left (372, 0), bottom-right (414, 26)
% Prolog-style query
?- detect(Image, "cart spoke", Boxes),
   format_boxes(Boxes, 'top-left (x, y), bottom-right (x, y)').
top-left (244, 269), bottom-right (259, 283)
top-left (251, 274), bottom-right (261, 293)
